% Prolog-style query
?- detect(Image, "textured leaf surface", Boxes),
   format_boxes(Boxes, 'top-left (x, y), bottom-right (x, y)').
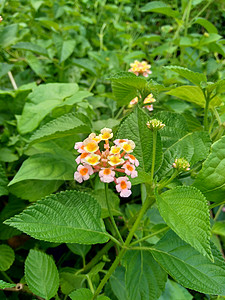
top-left (110, 266), bottom-right (129, 300)
top-left (110, 72), bottom-right (147, 106)
top-left (154, 111), bottom-right (189, 148)
top-left (17, 83), bottom-right (91, 134)
top-left (29, 112), bottom-right (91, 145)
top-left (158, 279), bottom-right (193, 300)
top-left (166, 86), bottom-right (221, 108)
top-left (158, 131), bottom-right (211, 177)
top-left (4, 190), bottom-right (109, 244)
top-left (140, 1), bottom-right (179, 18)
top-left (194, 136), bottom-right (225, 202)
top-left (69, 288), bottom-right (92, 300)
top-left (0, 164), bottom-right (8, 196)
top-left (25, 250), bottom-right (59, 300)
top-left (151, 230), bottom-right (225, 295)
top-left (8, 150), bottom-right (75, 185)
top-left (123, 250), bottom-right (167, 300)
top-left (0, 280), bottom-right (16, 289)
top-left (156, 186), bottom-right (212, 260)
top-left (60, 271), bottom-right (85, 295)
top-left (117, 106), bottom-right (162, 172)
top-left (165, 66), bottom-right (207, 86)
top-left (0, 245), bottom-right (15, 271)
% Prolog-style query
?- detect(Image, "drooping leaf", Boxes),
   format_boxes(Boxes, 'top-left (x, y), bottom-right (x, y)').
top-left (193, 136), bottom-right (225, 202)
top-left (12, 42), bottom-right (48, 56)
top-left (8, 150), bottom-right (75, 186)
top-left (156, 186), bottom-right (212, 260)
top-left (140, 1), bottom-right (180, 18)
top-left (0, 280), bottom-right (16, 289)
top-left (194, 18), bottom-right (218, 34)
top-left (67, 243), bottom-right (91, 258)
top-left (166, 86), bottom-right (221, 108)
top-left (0, 164), bottom-right (8, 196)
top-left (158, 279), bottom-right (193, 300)
top-left (122, 250), bottom-right (167, 300)
top-left (110, 72), bottom-right (147, 106)
top-left (25, 250), bottom-right (59, 300)
top-left (4, 190), bottom-right (109, 244)
top-left (158, 131), bottom-right (211, 177)
top-left (164, 66), bottom-right (207, 86)
top-left (0, 245), bottom-right (15, 271)
top-left (29, 112), bottom-right (91, 145)
top-left (116, 106), bottom-right (162, 173)
top-left (151, 230), bottom-right (225, 295)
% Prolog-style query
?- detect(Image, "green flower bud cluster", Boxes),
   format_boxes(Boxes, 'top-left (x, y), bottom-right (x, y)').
top-left (146, 119), bottom-right (165, 131)
top-left (172, 158), bottom-right (190, 172)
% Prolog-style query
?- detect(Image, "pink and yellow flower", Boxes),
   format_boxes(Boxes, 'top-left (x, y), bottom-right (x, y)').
top-left (83, 138), bottom-right (99, 153)
top-left (84, 154), bottom-right (101, 166)
top-left (99, 168), bottom-right (115, 183)
top-left (74, 164), bottom-right (94, 183)
top-left (122, 162), bottom-right (138, 178)
top-left (128, 60), bottom-right (152, 77)
top-left (116, 177), bottom-right (132, 197)
top-left (129, 97), bottom-right (138, 106)
top-left (99, 128), bottom-right (113, 140)
top-left (124, 154), bottom-right (139, 167)
top-left (108, 155), bottom-right (124, 166)
top-left (120, 140), bottom-right (135, 153)
top-left (74, 142), bottom-right (85, 153)
top-left (110, 146), bottom-right (121, 155)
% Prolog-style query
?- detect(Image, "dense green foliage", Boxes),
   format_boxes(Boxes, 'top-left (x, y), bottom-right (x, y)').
top-left (1, 0), bottom-right (225, 299)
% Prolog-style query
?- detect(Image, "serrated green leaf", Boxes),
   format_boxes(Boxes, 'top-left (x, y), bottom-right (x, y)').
top-left (110, 266), bottom-right (129, 300)
top-left (0, 245), bottom-right (15, 271)
top-left (25, 249), bottom-right (59, 300)
top-left (17, 83), bottom-right (91, 134)
top-left (164, 66), bottom-right (207, 86)
top-left (206, 79), bottom-right (225, 94)
top-left (116, 106), bottom-right (162, 173)
top-left (122, 250), bottom-right (167, 300)
top-left (158, 131), bottom-right (211, 177)
top-left (0, 280), bottom-right (16, 289)
top-left (110, 72), bottom-right (147, 106)
top-left (151, 230), bottom-right (225, 295)
top-left (4, 190), bottom-right (109, 244)
top-left (166, 86), bottom-right (221, 108)
top-left (69, 288), bottom-right (93, 300)
top-left (12, 42), bottom-right (48, 56)
top-left (140, 1), bottom-right (179, 18)
top-left (67, 243), bottom-right (91, 258)
top-left (158, 279), bottom-right (193, 300)
top-left (0, 164), bottom-right (8, 196)
top-left (156, 186), bottom-right (212, 260)
top-left (194, 18), bottom-right (218, 34)
top-left (154, 111), bottom-right (189, 148)
top-left (194, 136), bottom-right (225, 202)
top-left (29, 112), bottom-right (91, 145)
top-left (8, 150), bottom-right (75, 185)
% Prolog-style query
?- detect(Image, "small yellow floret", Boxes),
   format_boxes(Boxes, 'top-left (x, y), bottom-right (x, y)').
top-left (108, 155), bottom-right (124, 166)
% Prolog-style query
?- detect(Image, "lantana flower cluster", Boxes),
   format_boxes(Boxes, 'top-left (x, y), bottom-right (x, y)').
top-left (74, 128), bottom-right (139, 197)
top-left (172, 158), bottom-right (190, 172)
top-left (128, 60), bottom-right (152, 77)
top-left (129, 93), bottom-right (156, 112)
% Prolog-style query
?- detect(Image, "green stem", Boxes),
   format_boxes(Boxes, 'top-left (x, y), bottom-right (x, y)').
top-left (130, 226), bottom-right (169, 246)
top-left (184, 0), bottom-right (192, 36)
top-left (105, 184), bottom-right (124, 244)
top-left (92, 196), bottom-right (152, 299)
top-left (204, 99), bottom-right (210, 131)
top-left (158, 170), bottom-right (179, 191)
top-left (88, 77), bottom-right (97, 92)
top-left (214, 205), bottom-right (224, 221)
top-left (86, 275), bottom-right (95, 294)
top-left (1, 271), bottom-right (14, 283)
top-left (150, 131), bottom-right (157, 183)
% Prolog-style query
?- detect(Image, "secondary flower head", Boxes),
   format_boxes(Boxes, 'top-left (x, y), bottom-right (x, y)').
top-left (146, 119), bottom-right (165, 131)
top-left (0, 16), bottom-right (3, 22)
top-left (74, 128), bottom-right (139, 197)
top-left (129, 97), bottom-right (139, 107)
top-left (172, 158), bottom-right (190, 172)
top-left (128, 60), bottom-right (152, 77)
top-left (116, 177), bottom-right (132, 197)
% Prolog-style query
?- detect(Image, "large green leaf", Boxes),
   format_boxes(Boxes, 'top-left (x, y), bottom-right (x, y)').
top-left (116, 106), bottom-right (162, 173)
top-left (0, 280), bottom-right (16, 289)
top-left (158, 279), bottom-right (193, 300)
top-left (156, 186), bottom-right (212, 260)
top-left (4, 190), bottom-right (109, 244)
top-left (110, 266), bottom-right (129, 300)
top-left (69, 288), bottom-right (93, 300)
top-left (8, 150), bottom-right (75, 186)
top-left (0, 164), bottom-right (8, 197)
top-left (0, 245), bottom-right (15, 271)
top-left (166, 86), bottom-right (221, 108)
top-left (194, 136), bottom-right (225, 202)
top-left (110, 72), bottom-right (147, 106)
top-left (29, 112), bottom-right (91, 145)
top-left (151, 230), bottom-right (225, 295)
top-left (158, 131), bottom-right (211, 177)
top-left (17, 83), bottom-right (92, 134)
top-left (164, 66), bottom-right (207, 87)
top-left (123, 250), bottom-right (167, 300)
top-left (12, 42), bottom-right (48, 56)
top-left (25, 250), bottom-right (59, 300)
top-left (140, 1), bottom-right (179, 18)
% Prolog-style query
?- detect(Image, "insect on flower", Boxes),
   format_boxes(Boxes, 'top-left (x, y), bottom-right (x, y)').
top-left (74, 128), bottom-right (139, 197)
top-left (128, 60), bottom-right (152, 77)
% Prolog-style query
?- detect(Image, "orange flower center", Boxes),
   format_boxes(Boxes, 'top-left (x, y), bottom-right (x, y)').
top-left (128, 154), bottom-right (135, 160)
top-left (81, 153), bottom-right (88, 159)
top-left (120, 181), bottom-right (127, 189)
top-left (127, 164), bottom-right (134, 171)
top-left (111, 147), bottom-right (120, 154)
top-left (103, 169), bottom-right (111, 175)
top-left (80, 168), bottom-right (88, 176)
top-left (109, 156), bottom-right (121, 164)
top-left (87, 156), bottom-right (99, 165)
top-left (85, 142), bottom-right (98, 152)
top-left (102, 132), bottom-right (111, 139)
top-left (123, 144), bottom-right (132, 152)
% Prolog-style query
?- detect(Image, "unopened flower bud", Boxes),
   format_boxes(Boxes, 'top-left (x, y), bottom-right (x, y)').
top-left (172, 158), bottom-right (190, 172)
top-left (146, 119), bottom-right (165, 131)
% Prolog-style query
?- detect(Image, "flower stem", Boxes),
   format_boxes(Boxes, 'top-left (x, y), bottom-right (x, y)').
top-left (150, 131), bottom-right (157, 183)
top-left (92, 195), bottom-right (152, 299)
top-left (158, 169), bottom-right (179, 191)
top-left (105, 183), bottom-right (124, 244)
top-left (130, 226), bottom-right (169, 246)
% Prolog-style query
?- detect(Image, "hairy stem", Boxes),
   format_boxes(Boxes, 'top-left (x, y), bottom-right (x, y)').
top-left (150, 131), bottom-right (157, 183)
